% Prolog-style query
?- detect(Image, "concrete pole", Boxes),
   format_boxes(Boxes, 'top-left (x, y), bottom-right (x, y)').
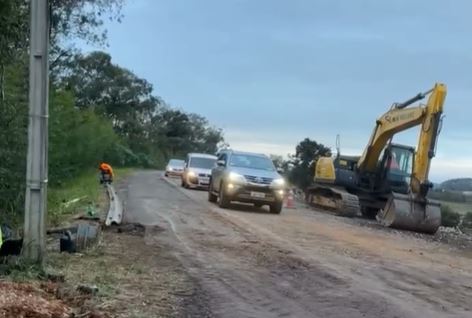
top-left (23, 0), bottom-right (49, 263)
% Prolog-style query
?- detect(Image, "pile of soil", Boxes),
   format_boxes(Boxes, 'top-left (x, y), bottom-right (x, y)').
top-left (0, 281), bottom-right (70, 318)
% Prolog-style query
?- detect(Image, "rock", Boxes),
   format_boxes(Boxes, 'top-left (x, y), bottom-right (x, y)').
top-left (77, 284), bottom-right (99, 296)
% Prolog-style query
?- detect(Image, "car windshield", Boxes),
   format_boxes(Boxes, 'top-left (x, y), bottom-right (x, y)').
top-left (229, 154), bottom-right (275, 171)
top-left (169, 159), bottom-right (184, 167)
top-left (189, 157), bottom-right (215, 169)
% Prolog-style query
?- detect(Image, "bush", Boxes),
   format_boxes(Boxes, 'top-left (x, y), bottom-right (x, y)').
top-left (49, 91), bottom-right (120, 186)
top-left (460, 211), bottom-right (472, 230)
top-left (441, 205), bottom-right (461, 227)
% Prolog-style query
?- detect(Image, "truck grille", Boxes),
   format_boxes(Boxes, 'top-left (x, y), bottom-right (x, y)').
top-left (198, 173), bottom-right (210, 177)
top-left (244, 175), bottom-right (273, 185)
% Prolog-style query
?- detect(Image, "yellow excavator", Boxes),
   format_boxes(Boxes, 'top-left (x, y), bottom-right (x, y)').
top-left (306, 83), bottom-right (446, 234)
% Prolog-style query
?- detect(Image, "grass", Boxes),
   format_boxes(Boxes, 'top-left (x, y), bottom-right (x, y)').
top-left (48, 168), bottom-right (134, 226)
top-left (441, 201), bottom-right (472, 215)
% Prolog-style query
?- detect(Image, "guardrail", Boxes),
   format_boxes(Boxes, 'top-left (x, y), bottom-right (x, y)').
top-left (105, 184), bottom-right (123, 226)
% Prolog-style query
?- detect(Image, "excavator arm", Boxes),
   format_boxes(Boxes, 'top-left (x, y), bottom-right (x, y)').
top-left (357, 83), bottom-right (447, 198)
top-left (411, 84), bottom-right (446, 195)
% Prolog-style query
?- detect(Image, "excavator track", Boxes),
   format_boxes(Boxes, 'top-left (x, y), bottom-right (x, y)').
top-left (306, 185), bottom-right (360, 217)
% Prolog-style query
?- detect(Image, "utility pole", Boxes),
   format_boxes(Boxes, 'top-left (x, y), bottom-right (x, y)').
top-left (23, 0), bottom-right (50, 263)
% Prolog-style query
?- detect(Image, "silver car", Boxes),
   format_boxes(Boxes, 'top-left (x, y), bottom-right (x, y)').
top-left (181, 153), bottom-right (217, 189)
top-left (165, 159), bottom-right (185, 177)
top-left (208, 150), bottom-right (285, 213)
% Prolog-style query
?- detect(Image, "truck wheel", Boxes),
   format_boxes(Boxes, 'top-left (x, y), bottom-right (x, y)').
top-left (270, 201), bottom-right (283, 214)
top-left (218, 182), bottom-right (231, 208)
top-left (208, 181), bottom-right (217, 203)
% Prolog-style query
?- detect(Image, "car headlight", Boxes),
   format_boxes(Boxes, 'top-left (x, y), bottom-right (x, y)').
top-left (228, 172), bottom-right (246, 184)
top-left (271, 178), bottom-right (285, 188)
top-left (188, 171), bottom-right (196, 177)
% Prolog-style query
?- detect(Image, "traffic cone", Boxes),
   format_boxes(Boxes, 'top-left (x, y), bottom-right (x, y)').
top-left (284, 190), bottom-right (296, 209)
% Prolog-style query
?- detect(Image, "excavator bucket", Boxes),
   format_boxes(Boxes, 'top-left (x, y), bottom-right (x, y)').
top-left (377, 193), bottom-right (441, 234)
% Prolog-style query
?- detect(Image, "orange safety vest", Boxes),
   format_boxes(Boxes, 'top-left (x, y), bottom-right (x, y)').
top-left (99, 163), bottom-right (114, 177)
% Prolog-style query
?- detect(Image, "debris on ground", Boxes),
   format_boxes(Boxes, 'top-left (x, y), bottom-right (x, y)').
top-left (114, 222), bottom-right (146, 236)
top-left (0, 281), bottom-right (70, 318)
top-left (77, 284), bottom-right (99, 296)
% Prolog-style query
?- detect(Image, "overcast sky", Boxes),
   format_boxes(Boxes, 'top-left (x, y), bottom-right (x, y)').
top-left (81, 0), bottom-right (472, 182)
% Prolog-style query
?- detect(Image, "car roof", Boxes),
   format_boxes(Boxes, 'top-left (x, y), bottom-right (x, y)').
top-left (220, 149), bottom-right (268, 158)
top-left (187, 153), bottom-right (217, 159)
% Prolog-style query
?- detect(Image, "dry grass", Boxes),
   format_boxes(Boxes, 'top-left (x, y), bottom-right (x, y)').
top-left (46, 227), bottom-right (194, 318)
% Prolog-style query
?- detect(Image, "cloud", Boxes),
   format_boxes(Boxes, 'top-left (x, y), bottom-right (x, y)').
top-left (95, 0), bottom-right (472, 182)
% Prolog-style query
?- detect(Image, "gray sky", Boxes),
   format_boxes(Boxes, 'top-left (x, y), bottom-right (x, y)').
top-left (81, 0), bottom-right (472, 182)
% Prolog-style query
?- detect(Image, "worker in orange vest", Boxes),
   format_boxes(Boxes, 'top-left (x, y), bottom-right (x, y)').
top-left (99, 162), bottom-right (114, 184)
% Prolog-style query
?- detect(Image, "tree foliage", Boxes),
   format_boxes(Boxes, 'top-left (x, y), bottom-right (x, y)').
top-left (440, 205), bottom-right (461, 228)
top-left (287, 138), bottom-right (331, 190)
top-left (0, 2), bottom-right (224, 222)
top-left (59, 51), bottom-right (224, 162)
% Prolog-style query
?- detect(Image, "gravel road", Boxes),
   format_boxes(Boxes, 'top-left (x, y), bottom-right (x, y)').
top-left (122, 170), bottom-right (472, 318)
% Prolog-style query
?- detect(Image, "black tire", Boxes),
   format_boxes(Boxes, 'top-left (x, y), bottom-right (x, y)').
top-left (270, 201), bottom-right (283, 214)
top-left (165, 172), bottom-right (169, 177)
top-left (181, 178), bottom-right (185, 187)
top-left (218, 182), bottom-right (231, 208)
top-left (208, 180), bottom-right (217, 203)
top-left (254, 203), bottom-right (263, 208)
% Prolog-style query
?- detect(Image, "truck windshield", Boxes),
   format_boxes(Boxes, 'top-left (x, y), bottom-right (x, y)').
top-left (229, 154), bottom-right (275, 171)
top-left (189, 157), bottom-right (216, 169)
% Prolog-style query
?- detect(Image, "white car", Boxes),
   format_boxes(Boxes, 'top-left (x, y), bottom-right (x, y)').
top-left (165, 159), bottom-right (185, 177)
top-left (181, 153), bottom-right (217, 189)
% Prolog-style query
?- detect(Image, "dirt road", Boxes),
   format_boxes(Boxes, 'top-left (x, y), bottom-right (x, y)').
top-left (122, 171), bottom-right (472, 318)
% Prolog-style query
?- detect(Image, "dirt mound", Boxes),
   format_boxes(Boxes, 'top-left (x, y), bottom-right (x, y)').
top-left (0, 281), bottom-right (70, 318)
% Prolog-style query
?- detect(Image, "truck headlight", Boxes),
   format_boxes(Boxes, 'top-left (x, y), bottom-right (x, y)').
top-left (229, 172), bottom-right (246, 184)
top-left (188, 171), bottom-right (196, 177)
top-left (271, 178), bottom-right (285, 188)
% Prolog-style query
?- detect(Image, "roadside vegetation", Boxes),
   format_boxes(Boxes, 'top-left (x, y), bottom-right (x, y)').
top-left (48, 168), bottom-right (133, 226)
top-left (0, 0), bottom-right (224, 226)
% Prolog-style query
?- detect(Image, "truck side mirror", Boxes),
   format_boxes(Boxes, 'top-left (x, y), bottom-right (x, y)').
top-left (216, 160), bottom-right (226, 167)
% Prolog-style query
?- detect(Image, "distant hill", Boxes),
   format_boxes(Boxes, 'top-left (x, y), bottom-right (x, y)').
top-left (438, 178), bottom-right (472, 192)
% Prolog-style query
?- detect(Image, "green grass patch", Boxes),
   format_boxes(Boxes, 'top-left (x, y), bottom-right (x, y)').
top-left (440, 205), bottom-right (461, 227)
top-left (441, 201), bottom-right (472, 215)
top-left (48, 168), bottom-right (134, 226)
top-left (460, 211), bottom-right (472, 231)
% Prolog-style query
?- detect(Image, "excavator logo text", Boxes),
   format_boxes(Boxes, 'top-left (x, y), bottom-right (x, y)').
top-left (385, 111), bottom-right (415, 123)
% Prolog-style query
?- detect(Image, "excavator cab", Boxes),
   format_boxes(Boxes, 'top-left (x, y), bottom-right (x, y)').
top-left (378, 144), bottom-right (414, 194)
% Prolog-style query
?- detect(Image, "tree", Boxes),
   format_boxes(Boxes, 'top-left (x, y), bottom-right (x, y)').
top-left (0, 62), bottom-right (29, 223)
top-left (288, 138), bottom-right (331, 189)
top-left (149, 109), bottom-right (224, 159)
top-left (60, 52), bottom-right (160, 145)
top-left (49, 0), bottom-right (124, 73)
top-left (0, 1), bottom-right (125, 221)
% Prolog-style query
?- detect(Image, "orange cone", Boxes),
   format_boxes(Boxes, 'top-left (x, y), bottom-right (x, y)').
top-left (284, 190), bottom-right (296, 209)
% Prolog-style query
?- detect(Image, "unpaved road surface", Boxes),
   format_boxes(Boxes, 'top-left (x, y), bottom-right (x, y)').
top-left (122, 171), bottom-right (472, 318)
